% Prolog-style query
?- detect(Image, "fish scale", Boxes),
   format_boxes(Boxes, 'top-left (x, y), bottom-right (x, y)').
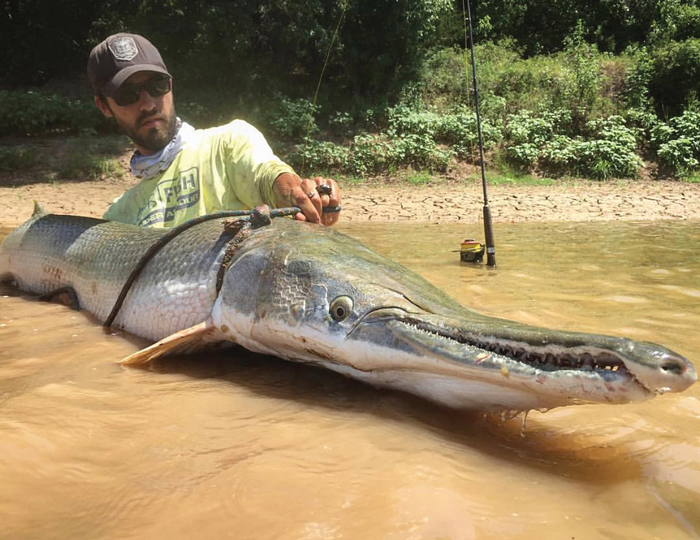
top-left (0, 211), bottom-right (231, 341)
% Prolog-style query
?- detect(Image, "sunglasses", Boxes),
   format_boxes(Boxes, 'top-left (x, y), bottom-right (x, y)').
top-left (113, 76), bottom-right (172, 107)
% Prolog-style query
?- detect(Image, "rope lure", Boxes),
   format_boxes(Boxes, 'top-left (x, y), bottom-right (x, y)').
top-left (102, 206), bottom-right (302, 329)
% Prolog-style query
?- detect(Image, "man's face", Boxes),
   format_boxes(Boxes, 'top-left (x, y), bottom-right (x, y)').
top-left (95, 71), bottom-right (177, 155)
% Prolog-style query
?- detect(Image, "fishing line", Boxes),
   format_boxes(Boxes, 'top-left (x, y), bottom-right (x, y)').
top-left (300, 0), bottom-right (348, 177)
top-left (462, 0), bottom-right (496, 267)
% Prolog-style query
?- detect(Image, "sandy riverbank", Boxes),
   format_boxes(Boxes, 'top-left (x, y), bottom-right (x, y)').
top-left (1, 175), bottom-right (698, 227)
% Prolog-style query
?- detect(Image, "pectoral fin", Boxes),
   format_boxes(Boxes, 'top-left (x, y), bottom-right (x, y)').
top-left (118, 319), bottom-right (234, 365)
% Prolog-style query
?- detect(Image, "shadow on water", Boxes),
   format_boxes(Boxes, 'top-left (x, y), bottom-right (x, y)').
top-left (141, 347), bottom-right (646, 485)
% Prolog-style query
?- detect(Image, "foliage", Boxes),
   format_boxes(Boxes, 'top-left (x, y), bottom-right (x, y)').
top-left (177, 102), bottom-right (226, 129)
top-left (566, 117), bottom-right (643, 179)
top-left (505, 109), bottom-right (572, 166)
top-left (0, 147), bottom-right (40, 172)
top-left (287, 130), bottom-right (453, 177)
top-left (473, 0), bottom-right (694, 55)
top-left (404, 170), bottom-right (434, 185)
top-left (648, 38), bottom-right (700, 117)
top-left (265, 98), bottom-right (319, 141)
top-left (1, 0), bottom-right (107, 86)
top-left (58, 151), bottom-right (124, 180)
top-left (505, 111), bottom-right (642, 179)
top-left (0, 136), bottom-right (128, 182)
top-left (8, 0), bottom-right (700, 93)
top-left (624, 47), bottom-right (653, 110)
top-left (291, 138), bottom-right (351, 175)
top-left (649, 0), bottom-right (700, 44)
top-left (76, 0), bottom-right (453, 113)
top-left (7, 1), bottom-right (700, 181)
top-left (285, 103), bottom-right (504, 176)
top-left (0, 91), bottom-right (112, 136)
top-left (387, 104), bottom-right (500, 156)
top-left (420, 40), bottom-right (623, 128)
top-left (650, 110), bottom-right (700, 175)
top-left (561, 21), bottom-right (606, 124)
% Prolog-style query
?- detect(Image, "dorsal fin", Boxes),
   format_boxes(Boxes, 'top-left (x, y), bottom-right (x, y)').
top-left (32, 201), bottom-right (49, 217)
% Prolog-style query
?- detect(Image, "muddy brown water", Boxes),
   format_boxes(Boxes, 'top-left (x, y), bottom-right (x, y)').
top-left (1, 219), bottom-right (699, 540)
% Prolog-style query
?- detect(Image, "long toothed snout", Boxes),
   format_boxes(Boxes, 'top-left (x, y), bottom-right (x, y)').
top-left (619, 342), bottom-right (697, 394)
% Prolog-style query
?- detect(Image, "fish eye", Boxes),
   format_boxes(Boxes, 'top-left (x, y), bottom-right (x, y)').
top-left (329, 296), bottom-right (353, 321)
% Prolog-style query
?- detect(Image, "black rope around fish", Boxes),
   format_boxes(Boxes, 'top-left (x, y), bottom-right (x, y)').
top-left (102, 203), bottom-right (341, 329)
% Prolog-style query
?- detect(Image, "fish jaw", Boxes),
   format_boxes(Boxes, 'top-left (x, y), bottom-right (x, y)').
top-left (388, 311), bottom-right (696, 392)
top-left (350, 310), bottom-right (695, 410)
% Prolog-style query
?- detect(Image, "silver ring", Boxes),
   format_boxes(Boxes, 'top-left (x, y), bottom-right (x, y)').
top-left (307, 190), bottom-right (316, 198)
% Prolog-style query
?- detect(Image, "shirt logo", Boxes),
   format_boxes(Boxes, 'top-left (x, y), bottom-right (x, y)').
top-left (137, 167), bottom-right (201, 226)
top-left (109, 37), bottom-right (139, 61)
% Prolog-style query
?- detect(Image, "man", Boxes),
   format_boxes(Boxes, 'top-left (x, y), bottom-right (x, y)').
top-left (87, 33), bottom-right (341, 227)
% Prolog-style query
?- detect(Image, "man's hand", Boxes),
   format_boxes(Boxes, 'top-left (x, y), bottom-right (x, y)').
top-left (272, 173), bottom-right (341, 226)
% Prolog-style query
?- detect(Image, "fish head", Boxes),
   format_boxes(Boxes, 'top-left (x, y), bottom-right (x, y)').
top-left (213, 220), bottom-right (696, 411)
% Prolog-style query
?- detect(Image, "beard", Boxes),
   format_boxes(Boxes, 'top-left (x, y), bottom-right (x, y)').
top-left (113, 105), bottom-right (179, 153)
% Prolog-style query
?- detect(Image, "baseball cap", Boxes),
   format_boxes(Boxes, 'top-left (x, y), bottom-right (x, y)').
top-left (87, 33), bottom-right (170, 97)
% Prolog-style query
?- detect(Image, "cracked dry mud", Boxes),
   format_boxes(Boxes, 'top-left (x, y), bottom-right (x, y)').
top-left (0, 177), bottom-right (698, 227)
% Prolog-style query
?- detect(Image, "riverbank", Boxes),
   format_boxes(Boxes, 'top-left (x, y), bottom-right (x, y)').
top-left (1, 176), bottom-right (698, 227)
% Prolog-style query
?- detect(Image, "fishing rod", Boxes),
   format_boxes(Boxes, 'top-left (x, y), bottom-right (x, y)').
top-left (300, 2), bottom-right (348, 178)
top-left (464, 0), bottom-right (496, 267)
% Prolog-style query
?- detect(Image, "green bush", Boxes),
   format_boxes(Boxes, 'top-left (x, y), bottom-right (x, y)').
top-left (434, 107), bottom-right (502, 157)
top-left (505, 109), bottom-right (573, 167)
top-left (387, 104), bottom-right (500, 158)
top-left (624, 47), bottom-right (653, 109)
top-left (421, 40), bottom-right (623, 127)
top-left (392, 133), bottom-right (454, 171)
top-left (288, 138), bottom-right (350, 174)
top-left (178, 101), bottom-right (223, 128)
top-left (648, 39), bottom-right (700, 117)
top-left (561, 22), bottom-right (606, 123)
top-left (505, 111), bottom-right (641, 179)
top-left (351, 134), bottom-right (396, 175)
top-left (574, 116), bottom-right (642, 179)
top-left (287, 129), bottom-right (454, 177)
top-left (265, 97), bottom-right (319, 141)
top-left (0, 91), bottom-right (112, 137)
top-left (347, 132), bottom-right (452, 176)
top-left (0, 146), bottom-right (40, 171)
top-left (650, 110), bottom-right (700, 175)
top-left (58, 152), bottom-right (123, 180)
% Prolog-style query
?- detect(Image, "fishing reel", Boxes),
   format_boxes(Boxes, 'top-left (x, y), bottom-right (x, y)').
top-left (458, 238), bottom-right (486, 263)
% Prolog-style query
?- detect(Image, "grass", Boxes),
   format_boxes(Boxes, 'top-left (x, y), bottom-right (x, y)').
top-left (681, 173), bottom-right (700, 183)
top-left (485, 173), bottom-right (555, 186)
top-left (338, 175), bottom-right (368, 186)
top-left (58, 152), bottom-right (124, 180)
top-left (0, 135), bottom-right (129, 183)
top-left (0, 147), bottom-right (40, 172)
top-left (404, 170), bottom-right (434, 185)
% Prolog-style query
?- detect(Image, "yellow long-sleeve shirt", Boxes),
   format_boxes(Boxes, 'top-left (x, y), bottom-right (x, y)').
top-left (103, 119), bottom-right (295, 227)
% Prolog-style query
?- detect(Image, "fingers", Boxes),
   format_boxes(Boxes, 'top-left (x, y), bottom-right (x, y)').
top-left (305, 177), bottom-right (342, 226)
top-left (272, 172), bottom-right (319, 223)
top-left (301, 177), bottom-right (325, 216)
top-left (272, 173), bottom-right (342, 225)
top-left (290, 179), bottom-right (323, 224)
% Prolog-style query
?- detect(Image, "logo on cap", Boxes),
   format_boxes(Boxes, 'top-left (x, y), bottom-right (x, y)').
top-left (109, 37), bottom-right (139, 61)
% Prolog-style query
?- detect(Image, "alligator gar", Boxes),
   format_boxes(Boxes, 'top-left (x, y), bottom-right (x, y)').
top-left (0, 205), bottom-right (695, 411)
